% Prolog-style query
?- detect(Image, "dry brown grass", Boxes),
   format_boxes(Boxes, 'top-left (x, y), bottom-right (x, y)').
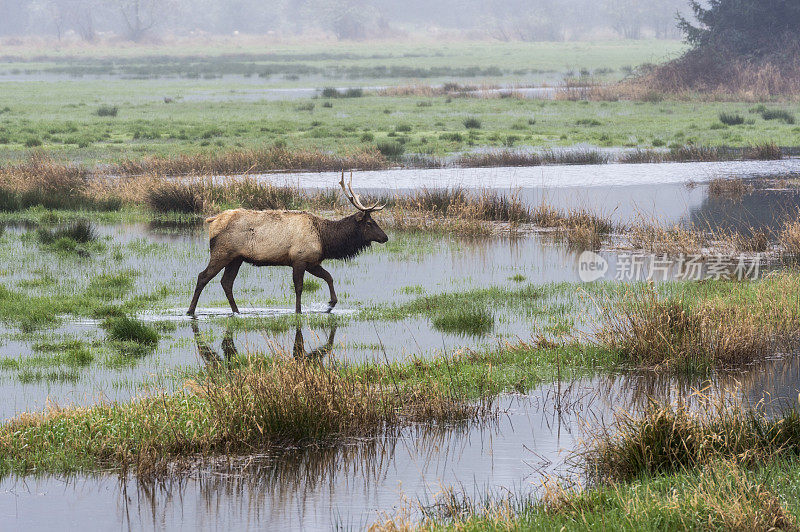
top-left (780, 217), bottom-right (800, 256)
top-left (455, 149), bottom-right (608, 168)
top-left (587, 388), bottom-right (800, 482)
top-left (627, 218), bottom-right (775, 256)
top-left (384, 188), bottom-right (534, 236)
top-left (531, 204), bottom-right (615, 250)
top-left (639, 48), bottom-right (800, 101)
top-left (114, 145), bottom-right (389, 176)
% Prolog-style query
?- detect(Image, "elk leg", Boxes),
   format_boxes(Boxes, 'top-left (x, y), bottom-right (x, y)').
top-left (187, 258), bottom-right (227, 315)
top-left (292, 262), bottom-right (307, 314)
top-left (220, 258), bottom-right (243, 313)
top-left (307, 264), bottom-right (337, 312)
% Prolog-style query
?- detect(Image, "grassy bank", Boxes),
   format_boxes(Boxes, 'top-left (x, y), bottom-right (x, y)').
top-left (598, 274), bottom-right (800, 371)
top-left (379, 392), bottom-right (800, 531)
top-left (0, 340), bottom-right (611, 477)
top-left (379, 460), bottom-right (800, 531)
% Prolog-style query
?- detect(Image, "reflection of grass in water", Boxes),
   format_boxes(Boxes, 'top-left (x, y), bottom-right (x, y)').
top-left (17, 368), bottom-right (80, 384)
top-left (381, 390), bottom-right (800, 530)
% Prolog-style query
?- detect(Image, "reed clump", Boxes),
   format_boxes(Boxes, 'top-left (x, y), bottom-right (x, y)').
top-left (531, 204), bottom-right (614, 250)
top-left (387, 187), bottom-right (533, 235)
top-left (780, 217), bottom-right (800, 256)
top-left (628, 222), bottom-right (706, 255)
top-left (586, 391), bottom-right (800, 483)
top-left (456, 149), bottom-right (608, 168)
top-left (0, 354), bottom-right (484, 476)
top-left (0, 153), bottom-right (120, 211)
top-left (598, 275), bottom-right (800, 369)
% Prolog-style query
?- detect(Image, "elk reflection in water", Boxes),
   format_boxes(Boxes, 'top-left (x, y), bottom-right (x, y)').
top-left (191, 320), bottom-right (337, 365)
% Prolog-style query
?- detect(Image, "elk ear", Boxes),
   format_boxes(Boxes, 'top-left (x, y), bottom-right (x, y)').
top-left (355, 211), bottom-right (366, 221)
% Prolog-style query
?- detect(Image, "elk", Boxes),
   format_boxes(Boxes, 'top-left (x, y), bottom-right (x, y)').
top-left (187, 172), bottom-right (388, 316)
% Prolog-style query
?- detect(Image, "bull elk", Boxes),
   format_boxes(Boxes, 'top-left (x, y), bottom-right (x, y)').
top-left (187, 172), bottom-right (388, 315)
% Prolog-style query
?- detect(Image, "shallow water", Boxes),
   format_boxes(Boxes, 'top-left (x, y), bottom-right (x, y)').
top-left (4, 355), bottom-right (800, 531)
top-left (3, 162), bottom-right (800, 529)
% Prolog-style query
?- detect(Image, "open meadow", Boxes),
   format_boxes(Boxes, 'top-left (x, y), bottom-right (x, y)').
top-left (3, 32), bottom-right (800, 530)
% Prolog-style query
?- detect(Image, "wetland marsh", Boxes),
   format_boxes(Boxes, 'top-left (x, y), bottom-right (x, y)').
top-left (4, 31), bottom-right (800, 530)
top-left (2, 158), bottom-right (800, 528)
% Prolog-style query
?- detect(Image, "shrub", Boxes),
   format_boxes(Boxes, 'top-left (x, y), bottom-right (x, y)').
top-left (760, 108), bottom-right (795, 124)
top-left (96, 105), bottom-right (119, 117)
top-left (36, 220), bottom-right (97, 245)
top-left (376, 140), bottom-right (404, 159)
top-left (718, 112), bottom-right (744, 125)
top-left (463, 117), bottom-right (482, 129)
top-left (146, 181), bottom-right (205, 214)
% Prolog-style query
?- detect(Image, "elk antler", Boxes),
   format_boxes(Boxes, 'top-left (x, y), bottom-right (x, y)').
top-left (339, 170), bottom-right (385, 212)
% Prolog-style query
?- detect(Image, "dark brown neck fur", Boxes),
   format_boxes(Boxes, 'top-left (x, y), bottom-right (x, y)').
top-left (313, 214), bottom-right (371, 260)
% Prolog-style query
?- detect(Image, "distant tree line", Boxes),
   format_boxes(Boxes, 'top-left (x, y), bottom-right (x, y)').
top-left (0, 0), bottom-right (689, 41)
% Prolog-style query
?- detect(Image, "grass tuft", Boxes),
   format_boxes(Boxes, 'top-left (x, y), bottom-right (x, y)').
top-left (718, 112), bottom-right (744, 125)
top-left (598, 276), bottom-right (800, 369)
top-left (431, 305), bottom-right (494, 337)
top-left (102, 316), bottom-right (159, 346)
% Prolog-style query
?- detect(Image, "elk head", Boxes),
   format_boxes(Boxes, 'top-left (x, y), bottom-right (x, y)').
top-left (339, 170), bottom-right (388, 244)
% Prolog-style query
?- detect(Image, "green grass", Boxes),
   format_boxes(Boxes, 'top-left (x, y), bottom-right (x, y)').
top-left (431, 305), bottom-right (494, 337)
top-left (1, 81), bottom-right (797, 166)
top-left (102, 316), bottom-right (159, 345)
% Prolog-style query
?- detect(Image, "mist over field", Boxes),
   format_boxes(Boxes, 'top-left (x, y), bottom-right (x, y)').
top-left (0, 0), bottom-right (688, 42)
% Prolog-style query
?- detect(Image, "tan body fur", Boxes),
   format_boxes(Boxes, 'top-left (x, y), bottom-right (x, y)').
top-left (207, 209), bottom-right (323, 267)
